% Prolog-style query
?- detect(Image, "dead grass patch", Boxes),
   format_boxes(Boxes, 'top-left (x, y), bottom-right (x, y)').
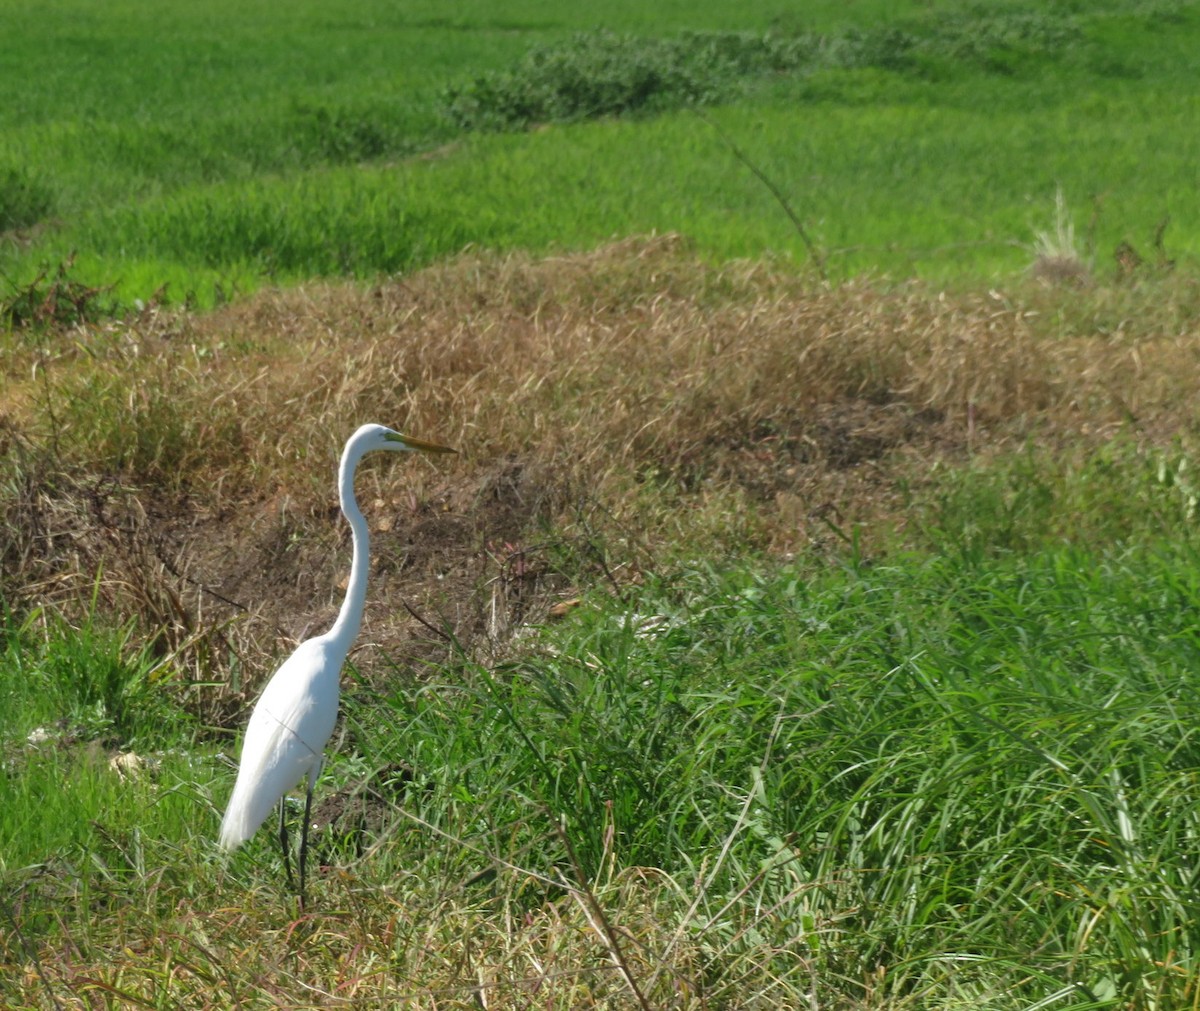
top-left (3, 234), bottom-right (1200, 704)
top-left (5, 862), bottom-right (789, 1009)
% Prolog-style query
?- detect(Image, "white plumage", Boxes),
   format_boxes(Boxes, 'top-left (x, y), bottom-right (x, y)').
top-left (218, 423), bottom-right (454, 904)
top-left (218, 638), bottom-right (339, 849)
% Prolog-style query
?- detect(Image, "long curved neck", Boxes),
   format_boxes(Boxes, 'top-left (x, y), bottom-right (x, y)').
top-left (326, 444), bottom-right (370, 656)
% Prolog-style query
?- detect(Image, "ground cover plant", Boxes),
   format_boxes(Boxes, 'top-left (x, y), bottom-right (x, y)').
top-left (4, 542), bottom-right (1200, 1007)
top-left (4, 239), bottom-right (1200, 1006)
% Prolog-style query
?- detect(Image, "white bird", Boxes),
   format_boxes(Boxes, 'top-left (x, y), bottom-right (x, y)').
top-left (218, 423), bottom-right (454, 907)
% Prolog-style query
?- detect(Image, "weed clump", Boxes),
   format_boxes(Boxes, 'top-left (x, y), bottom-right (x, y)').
top-left (442, 9), bottom-right (1088, 132)
top-left (288, 101), bottom-right (403, 164)
top-left (1029, 187), bottom-right (1092, 286)
top-left (1, 257), bottom-right (115, 330)
top-left (441, 30), bottom-right (759, 131)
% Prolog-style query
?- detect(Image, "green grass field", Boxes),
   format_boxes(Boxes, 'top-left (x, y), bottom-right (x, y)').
top-left (4, 0), bottom-right (1200, 1007)
top-left (4, 0), bottom-right (1200, 306)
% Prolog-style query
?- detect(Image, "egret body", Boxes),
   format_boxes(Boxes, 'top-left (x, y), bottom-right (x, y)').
top-left (218, 423), bottom-right (453, 906)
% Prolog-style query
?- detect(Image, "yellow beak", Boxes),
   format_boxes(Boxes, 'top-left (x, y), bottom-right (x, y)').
top-left (386, 431), bottom-right (456, 454)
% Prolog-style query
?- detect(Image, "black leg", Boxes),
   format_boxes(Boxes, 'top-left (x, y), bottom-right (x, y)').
top-left (299, 782), bottom-right (315, 912)
top-left (279, 797), bottom-right (295, 891)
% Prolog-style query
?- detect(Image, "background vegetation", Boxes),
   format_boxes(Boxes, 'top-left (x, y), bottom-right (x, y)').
top-left (3, 0), bottom-right (1200, 306)
top-left (3, 1), bottom-right (1200, 1008)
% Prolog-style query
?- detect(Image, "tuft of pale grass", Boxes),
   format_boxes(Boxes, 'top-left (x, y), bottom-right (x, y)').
top-left (1029, 187), bottom-right (1091, 286)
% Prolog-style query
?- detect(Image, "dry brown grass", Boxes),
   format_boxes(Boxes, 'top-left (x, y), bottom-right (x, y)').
top-left (4, 819), bottom-right (816, 1009)
top-left (9, 234), bottom-right (1200, 491)
top-left (5, 884), bottom-right (768, 1010)
top-left (170, 234), bottom-right (1200, 481)
top-left (4, 234), bottom-right (1200, 690)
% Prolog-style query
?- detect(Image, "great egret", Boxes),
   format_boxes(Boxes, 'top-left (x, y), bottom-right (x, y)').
top-left (218, 423), bottom-right (454, 907)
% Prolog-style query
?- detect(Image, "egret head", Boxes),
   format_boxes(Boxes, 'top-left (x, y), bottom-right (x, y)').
top-left (350, 423), bottom-right (456, 456)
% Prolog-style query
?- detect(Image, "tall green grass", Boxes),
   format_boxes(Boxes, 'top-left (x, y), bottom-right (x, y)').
top-left (4, 477), bottom-right (1200, 1003)
top-left (40, 67), bottom-right (1200, 305)
top-left (906, 440), bottom-right (1200, 561)
top-left (0, 605), bottom-right (190, 749)
top-left (4, 0), bottom-right (1199, 306)
top-left (312, 532), bottom-right (1200, 1005)
top-left (0, 0), bottom-right (927, 213)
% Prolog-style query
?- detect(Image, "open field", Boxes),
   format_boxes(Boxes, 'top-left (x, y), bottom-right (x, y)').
top-left (4, 0), bottom-right (1200, 1007)
top-left (4, 0), bottom-right (1200, 306)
